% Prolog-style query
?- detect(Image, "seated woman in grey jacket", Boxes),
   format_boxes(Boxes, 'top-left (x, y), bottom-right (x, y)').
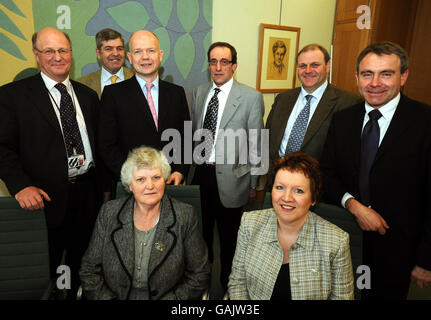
top-left (80, 146), bottom-right (210, 300)
top-left (228, 151), bottom-right (354, 300)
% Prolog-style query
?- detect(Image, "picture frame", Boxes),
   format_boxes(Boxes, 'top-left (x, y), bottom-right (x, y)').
top-left (257, 23), bottom-right (301, 93)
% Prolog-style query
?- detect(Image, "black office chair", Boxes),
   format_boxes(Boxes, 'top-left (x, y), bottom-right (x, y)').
top-left (263, 192), bottom-right (363, 299)
top-left (0, 197), bottom-right (53, 299)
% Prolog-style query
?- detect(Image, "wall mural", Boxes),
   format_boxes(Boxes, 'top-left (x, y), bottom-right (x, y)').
top-left (0, 0), bottom-right (213, 92)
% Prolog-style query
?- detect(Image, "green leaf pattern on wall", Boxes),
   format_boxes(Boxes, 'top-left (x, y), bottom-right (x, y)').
top-left (154, 27), bottom-right (170, 65)
top-left (177, 0), bottom-right (199, 33)
top-left (82, 0), bottom-right (212, 89)
top-left (202, 30), bottom-right (211, 72)
top-left (0, 0), bottom-right (25, 17)
top-left (153, 0), bottom-right (172, 27)
top-left (0, 0), bottom-right (26, 60)
top-left (174, 33), bottom-right (195, 79)
top-left (0, 31), bottom-right (25, 60)
top-left (107, 1), bottom-right (150, 33)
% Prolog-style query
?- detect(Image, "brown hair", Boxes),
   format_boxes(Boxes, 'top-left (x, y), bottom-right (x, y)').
top-left (356, 41), bottom-right (408, 74)
top-left (270, 151), bottom-right (322, 202)
top-left (207, 41), bottom-right (237, 64)
top-left (296, 43), bottom-right (330, 64)
top-left (96, 28), bottom-right (124, 50)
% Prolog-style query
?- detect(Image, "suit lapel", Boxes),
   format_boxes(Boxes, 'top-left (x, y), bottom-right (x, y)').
top-left (157, 80), bottom-right (170, 131)
top-left (302, 85), bottom-right (337, 147)
top-left (111, 197), bottom-right (135, 279)
top-left (374, 95), bottom-right (411, 163)
top-left (351, 104), bottom-right (366, 169)
top-left (194, 83), bottom-right (212, 129)
top-left (219, 80), bottom-right (241, 130)
top-left (72, 80), bottom-right (96, 148)
top-left (148, 196), bottom-right (176, 277)
top-left (28, 74), bottom-right (63, 135)
top-left (93, 69), bottom-right (102, 97)
top-left (273, 89), bottom-right (300, 152)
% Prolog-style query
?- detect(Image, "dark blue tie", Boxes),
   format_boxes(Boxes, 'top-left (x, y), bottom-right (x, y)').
top-left (55, 83), bottom-right (85, 158)
top-left (359, 109), bottom-right (382, 206)
top-left (285, 95), bottom-right (312, 155)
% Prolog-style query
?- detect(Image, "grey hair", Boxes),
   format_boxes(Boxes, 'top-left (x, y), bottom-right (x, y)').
top-left (120, 146), bottom-right (171, 192)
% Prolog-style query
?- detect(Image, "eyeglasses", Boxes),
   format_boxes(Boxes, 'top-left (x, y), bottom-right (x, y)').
top-left (209, 59), bottom-right (233, 67)
top-left (35, 48), bottom-right (72, 56)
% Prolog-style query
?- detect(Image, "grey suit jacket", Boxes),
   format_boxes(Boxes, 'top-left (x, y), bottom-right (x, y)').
top-left (188, 80), bottom-right (265, 208)
top-left (228, 209), bottom-right (354, 300)
top-left (76, 66), bottom-right (134, 98)
top-left (266, 83), bottom-right (359, 165)
top-left (79, 195), bottom-right (210, 300)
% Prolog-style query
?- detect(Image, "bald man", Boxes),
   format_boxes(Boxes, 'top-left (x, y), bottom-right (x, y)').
top-left (98, 30), bottom-right (190, 184)
top-left (0, 27), bottom-right (102, 299)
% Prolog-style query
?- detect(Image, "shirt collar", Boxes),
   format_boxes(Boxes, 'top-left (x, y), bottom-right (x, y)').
top-left (101, 66), bottom-right (125, 83)
top-left (211, 77), bottom-right (234, 95)
top-left (265, 209), bottom-right (314, 251)
top-left (300, 80), bottom-right (328, 102)
top-left (364, 92), bottom-right (400, 120)
top-left (135, 74), bottom-right (159, 91)
top-left (40, 71), bottom-right (71, 91)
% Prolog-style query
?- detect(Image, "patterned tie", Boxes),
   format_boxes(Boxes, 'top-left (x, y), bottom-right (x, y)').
top-left (110, 75), bottom-right (118, 84)
top-left (285, 94), bottom-right (313, 155)
top-left (201, 88), bottom-right (221, 159)
top-left (54, 83), bottom-right (85, 158)
top-left (145, 83), bottom-right (158, 129)
top-left (359, 109), bottom-right (382, 206)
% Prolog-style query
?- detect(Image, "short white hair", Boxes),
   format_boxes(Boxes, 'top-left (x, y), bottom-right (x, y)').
top-left (120, 146), bottom-right (171, 192)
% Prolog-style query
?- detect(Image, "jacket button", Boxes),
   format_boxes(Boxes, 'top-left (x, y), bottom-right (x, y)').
top-left (151, 290), bottom-right (158, 296)
top-left (292, 277), bottom-right (299, 284)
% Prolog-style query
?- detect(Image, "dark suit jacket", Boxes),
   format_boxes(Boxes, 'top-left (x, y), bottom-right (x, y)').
top-left (266, 84), bottom-right (359, 164)
top-left (98, 76), bottom-right (190, 179)
top-left (0, 73), bottom-right (100, 228)
top-left (321, 94), bottom-right (431, 279)
top-left (79, 195), bottom-right (210, 300)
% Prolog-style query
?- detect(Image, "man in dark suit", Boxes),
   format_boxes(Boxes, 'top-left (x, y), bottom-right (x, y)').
top-left (98, 30), bottom-right (189, 183)
top-left (188, 42), bottom-right (265, 290)
top-left (0, 27), bottom-right (101, 298)
top-left (76, 28), bottom-right (134, 98)
top-left (321, 41), bottom-right (431, 299)
top-left (266, 44), bottom-right (358, 170)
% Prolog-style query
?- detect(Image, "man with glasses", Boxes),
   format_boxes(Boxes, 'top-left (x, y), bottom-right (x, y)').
top-left (77, 28), bottom-right (134, 98)
top-left (266, 44), bottom-right (358, 175)
top-left (98, 30), bottom-right (190, 184)
top-left (0, 27), bottom-right (101, 299)
top-left (188, 42), bottom-right (264, 292)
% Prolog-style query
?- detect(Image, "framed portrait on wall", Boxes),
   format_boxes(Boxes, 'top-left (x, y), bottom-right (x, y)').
top-left (257, 24), bottom-right (301, 93)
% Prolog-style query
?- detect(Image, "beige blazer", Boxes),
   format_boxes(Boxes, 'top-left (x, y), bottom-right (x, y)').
top-left (228, 209), bottom-right (354, 300)
top-left (76, 66), bottom-right (135, 98)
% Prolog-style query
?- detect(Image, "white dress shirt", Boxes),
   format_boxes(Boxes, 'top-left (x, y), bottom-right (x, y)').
top-left (100, 66), bottom-right (125, 93)
top-left (201, 78), bottom-right (234, 163)
top-left (278, 81), bottom-right (328, 156)
top-left (41, 72), bottom-right (94, 177)
top-left (341, 93), bottom-right (401, 207)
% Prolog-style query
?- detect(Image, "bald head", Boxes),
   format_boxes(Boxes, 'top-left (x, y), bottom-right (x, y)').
top-left (32, 27), bottom-right (73, 82)
top-left (127, 30), bottom-right (164, 82)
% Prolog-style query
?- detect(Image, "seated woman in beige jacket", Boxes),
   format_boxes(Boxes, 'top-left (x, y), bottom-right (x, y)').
top-left (228, 151), bottom-right (354, 300)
